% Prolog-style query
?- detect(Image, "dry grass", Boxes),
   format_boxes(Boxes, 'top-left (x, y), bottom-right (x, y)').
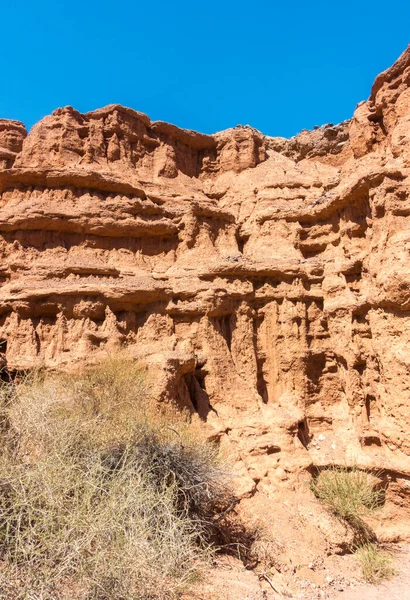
top-left (355, 543), bottom-right (395, 583)
top-left (311, 466), bottom-right (395, 583)
top-left (310, 466), bottom-right (383, 525)
top-left (0, 356), bottom-right (231, 600)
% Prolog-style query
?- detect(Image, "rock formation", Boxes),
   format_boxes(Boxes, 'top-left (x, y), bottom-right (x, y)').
top-left (1, 47), bottom-right (410, 539)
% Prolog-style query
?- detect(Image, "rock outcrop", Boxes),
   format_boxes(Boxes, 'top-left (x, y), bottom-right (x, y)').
top-left (1, 47), bottom-right (410, 525)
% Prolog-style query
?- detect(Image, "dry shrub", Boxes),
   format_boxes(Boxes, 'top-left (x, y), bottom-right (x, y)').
top-left (355, 543), bottom-right (395, 583)
top-left (0, 356), bottom-right (232, 600)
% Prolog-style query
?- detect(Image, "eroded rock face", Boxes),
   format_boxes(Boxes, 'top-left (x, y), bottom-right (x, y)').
top-left (0, 120), bottom-right (27, 169)
top-left (1, 47), bottom-right (410, 511)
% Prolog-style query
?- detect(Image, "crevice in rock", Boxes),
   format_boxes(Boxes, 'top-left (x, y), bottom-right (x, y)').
top-left (364, 394), bottom-right (377, 423)
top-left (253, 314), bottom-right (268, 403)
top-left (235, 231), bottom-right (246, 254)
top-left (297, 418), bottom-right (311, 448)
top-left (345, 272), bottom-right (361, 291)
top-left (353, 360), bottom-right (366, 376)
top-left (183, 372), bottom-right (214, 420)
top-left (34, 331), bottom-right (41, 355)
top-left (306, 352), bottom-right (326, 396)
top-left (300, 247), bottom-right (324, 259)
top-left (256, 352), bottom-right (268, 404)
top-left (211, 315), bottom-right (233, 352)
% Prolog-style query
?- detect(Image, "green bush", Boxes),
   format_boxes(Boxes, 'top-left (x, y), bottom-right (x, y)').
top-left (0, 356), bottom-right (231, 600)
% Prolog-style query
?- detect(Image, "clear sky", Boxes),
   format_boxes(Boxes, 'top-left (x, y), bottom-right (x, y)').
top-left (1, 1), bottom-right (409, 137)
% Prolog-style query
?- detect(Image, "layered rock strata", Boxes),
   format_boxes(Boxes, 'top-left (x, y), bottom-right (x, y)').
top-left (1, 48), bottom-right (410, 512)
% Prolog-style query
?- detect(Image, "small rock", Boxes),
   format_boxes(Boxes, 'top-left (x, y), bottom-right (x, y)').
top-left (276, 467), bottom-right (288, 481)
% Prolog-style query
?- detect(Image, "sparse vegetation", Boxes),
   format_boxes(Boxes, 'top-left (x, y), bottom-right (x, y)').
top-left (355, 543), bottom-right (395, 583)
top-left (310, 466), bottom-right (383, 526)
top-left (0, 356), bottom-right (233, 600)
top-left (311, 466), bottom-right (395, 583)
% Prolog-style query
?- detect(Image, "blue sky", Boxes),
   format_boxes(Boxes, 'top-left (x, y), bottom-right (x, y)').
top-left (1, 1), bottom-right (409, 137)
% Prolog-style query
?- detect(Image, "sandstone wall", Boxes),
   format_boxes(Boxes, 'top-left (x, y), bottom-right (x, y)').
top-left (1, 48), bottom-right (410, 507)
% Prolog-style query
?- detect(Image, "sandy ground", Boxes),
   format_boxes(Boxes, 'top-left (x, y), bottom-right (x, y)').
top-left (328, 545), bottom-right (410, 600)
top-left (189, 544), bottom-right (410, 600)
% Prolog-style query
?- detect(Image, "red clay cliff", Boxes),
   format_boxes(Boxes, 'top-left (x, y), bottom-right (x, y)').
top-left (1, 49), bottom-right (410, 567)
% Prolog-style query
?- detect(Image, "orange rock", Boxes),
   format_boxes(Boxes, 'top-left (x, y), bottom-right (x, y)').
top-left (0, 47), bottom-right (410, 525)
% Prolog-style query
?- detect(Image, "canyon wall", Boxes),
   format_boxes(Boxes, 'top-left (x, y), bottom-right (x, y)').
top-left (1, 48), bottom-right (410, 511)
